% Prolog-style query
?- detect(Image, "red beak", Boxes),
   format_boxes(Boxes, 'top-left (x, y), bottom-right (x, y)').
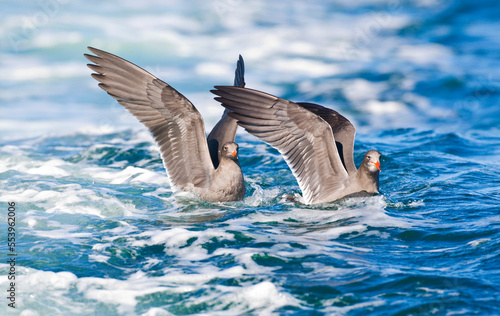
top-left (372, 161), bottom-right (381, 171)
top-left (232, 150), bottom-right (237, 157)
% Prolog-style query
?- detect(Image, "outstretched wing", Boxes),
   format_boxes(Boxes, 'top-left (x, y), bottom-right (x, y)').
top-left (207, 55), bottom-right (246, 168)
top-left (212, 86), bottom-right (349, 204)
top-left (296, 102), bottom-right (357, 174)
top-left (85, 47), bottom-right (214, 190)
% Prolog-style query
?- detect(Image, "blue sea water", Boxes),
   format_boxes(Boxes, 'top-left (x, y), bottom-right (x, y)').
top-left (1, 0), bottom-right (500, 315)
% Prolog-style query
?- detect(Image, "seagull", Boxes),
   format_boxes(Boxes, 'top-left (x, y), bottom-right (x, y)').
top-left (84, 47), bottom-right (246, 202)
top-left (211, 86), bottom-right (381, 204)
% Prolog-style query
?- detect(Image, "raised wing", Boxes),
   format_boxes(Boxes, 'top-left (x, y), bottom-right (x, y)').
top-left (211, 86), bottom-right (349, 204)
top-left (85, 47), bottom-right (214, 190)
top-left (207, 55), bottom-right (246, 168)
top-left (296, 102), bottom-right (357, 174)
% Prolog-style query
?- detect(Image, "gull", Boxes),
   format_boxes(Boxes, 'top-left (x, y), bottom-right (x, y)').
top-left (85, 47), bottom-right (246, 202)
top-left (211, 86), bottom-right (381, 204)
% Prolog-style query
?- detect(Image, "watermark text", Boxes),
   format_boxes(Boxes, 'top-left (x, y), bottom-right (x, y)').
top-left (6, 202), bottom-right (17, 309)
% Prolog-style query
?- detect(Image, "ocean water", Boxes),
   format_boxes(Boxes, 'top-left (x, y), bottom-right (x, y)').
top-left (1, 0), bottom-right (500, 315)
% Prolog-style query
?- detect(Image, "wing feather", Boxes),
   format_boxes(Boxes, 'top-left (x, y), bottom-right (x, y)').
top-left (212, 86), bottom-right (349, 204)
top-left (85, 47), bottom-right (214, 190)
top-left (297, 102), bottom-right (357, 174)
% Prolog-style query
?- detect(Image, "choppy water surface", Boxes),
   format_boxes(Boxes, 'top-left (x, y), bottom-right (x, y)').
top-left (1, 0), bottom-right (500, 315)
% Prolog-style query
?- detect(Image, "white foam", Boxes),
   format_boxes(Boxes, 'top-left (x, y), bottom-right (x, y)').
top-left (0, 178), bottom-right (140, 218)
top-left (20, 310), bottom-right (41, 316)
top-left (364, 100), bottom-right (407, 114)
top-left (244, 181), bottom-right (282, 207)
top-left (28, 160), bottom-right (70, 177)
top-left (131, 227), bottom-right (235, 262)
top-left (343, 78), bottom-right (387, 103)
top-left (88, 254), bottom-right (110, 263)
top-left (223, 281), bottom-right (296, 313)
top-left (306, 224), bottom-right (368, 239)
top-left (467, 238), bottom-right (490, 247)
top-left (89, 165), bottom-right (170, 186)
top-left (0, 60), bottom-right (87, 82)
top-left (393, 199), bottom-right (425, 208)
top-left (0, 191), bottom-right (411, 314)
top-left (78, 276), bottom-right (160, 315)
top-left (102, 221), bottom-right (138, 235)
top-left (195, 61), bottom-right (234, 78)
top-left (33, 222), bottom-right (93, 241)
top-left (0, 157), bottom-right (70, 177)
top-left (0, 188), bottom-right (57, 203)
top-left (272, 58), bottom-right (342, 78)
top-left (64, 266), bottom-right (285, 315)
top-left (140, 308), bottom-right (174, 316)
top-left (397, 44), bottom-right (453, 67)
top-left (23, 216), bottom-right (38, 228)
top-left (0, 144), bottom-right (26, 155)
top-left (26, 270), bottom-right (78, 289)
top-left (14, 269), bottom-right (80, 311)
top-left (131, 169), bottom-right (170, 185)
top-left (323, 299), bottom-right (386, 314)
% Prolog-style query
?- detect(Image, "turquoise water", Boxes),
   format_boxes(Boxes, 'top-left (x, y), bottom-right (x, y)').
top-left (1, 0), bottom-right (500, 315)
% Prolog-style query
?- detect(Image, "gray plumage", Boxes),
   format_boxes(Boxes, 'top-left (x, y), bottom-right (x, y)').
top-left (211, 86), bottom-right (381, 204)
top-left (207, 55), bottom-right (245, 168)
top-left (84, 47), bottom-right (245, 202)
top-left (295, 102), bottom-right (357, 175)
